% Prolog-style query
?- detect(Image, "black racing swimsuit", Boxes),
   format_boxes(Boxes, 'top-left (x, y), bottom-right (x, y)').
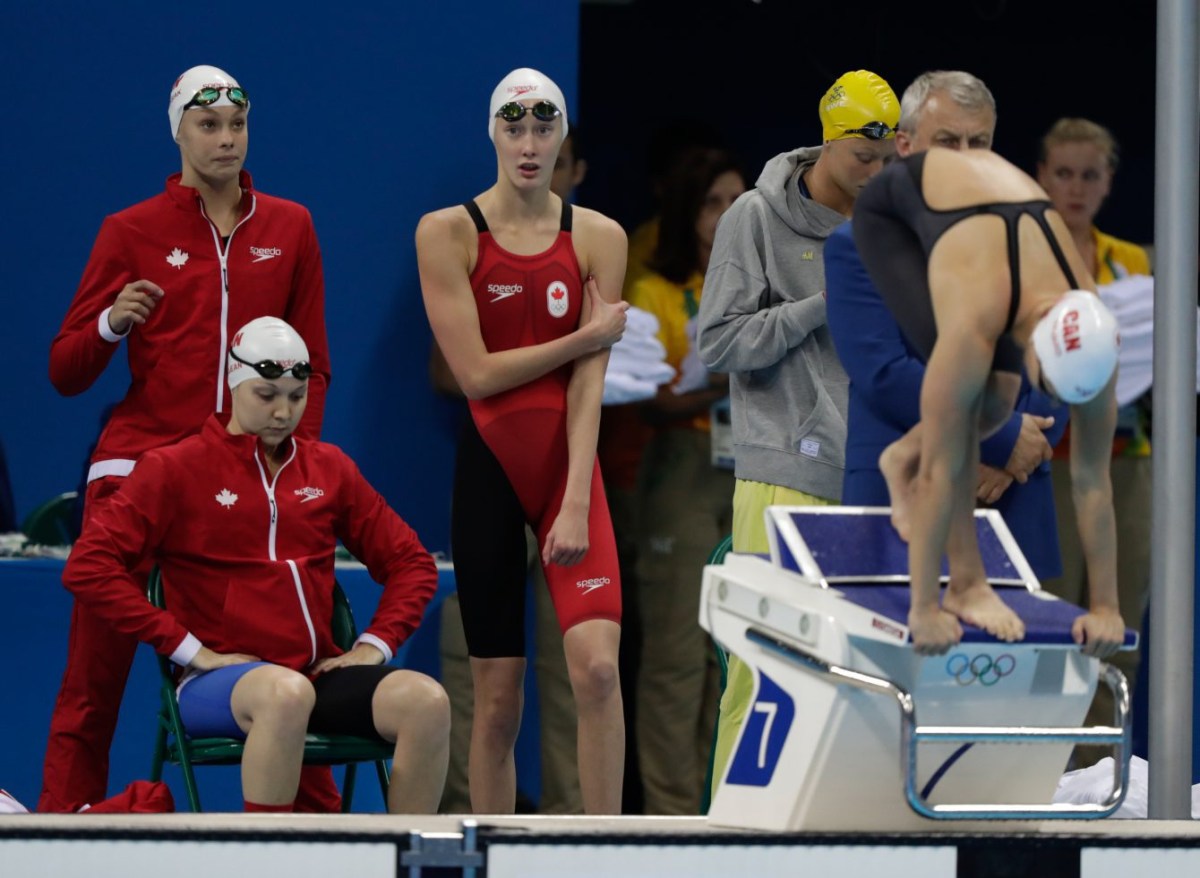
top-left (852, 151), bottom-right (1080, 374)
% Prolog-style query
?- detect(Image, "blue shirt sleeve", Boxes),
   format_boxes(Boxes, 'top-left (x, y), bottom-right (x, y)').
top-left (825, 222), bottom-right (924, 432)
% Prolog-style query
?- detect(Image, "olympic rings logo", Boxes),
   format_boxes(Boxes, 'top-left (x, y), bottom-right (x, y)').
top-left (945, 652), bottom-right (1016, 686)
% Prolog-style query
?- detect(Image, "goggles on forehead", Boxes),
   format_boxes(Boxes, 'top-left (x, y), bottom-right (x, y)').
top-left (495, 100), bottom-right (561, 124)
top-left (230, 349), bottom-right (312, 381)
top-left (841, 121), bottom-right (896, 140)
top-left (183, 85), bottom-right (249, 112)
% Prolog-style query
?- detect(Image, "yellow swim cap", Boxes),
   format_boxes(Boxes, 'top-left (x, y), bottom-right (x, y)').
top-left (819, 70), bottom-right (900, 142)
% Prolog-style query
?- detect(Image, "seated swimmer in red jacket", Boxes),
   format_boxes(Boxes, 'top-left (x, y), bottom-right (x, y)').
top-left (63, 316), bottom-right (448, 813)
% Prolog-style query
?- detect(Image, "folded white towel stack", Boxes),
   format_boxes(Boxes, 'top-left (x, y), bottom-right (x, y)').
top-left (603, 306), bottom-right (675, 405)
top-left (1097, 275), bottom-right (1200, 406)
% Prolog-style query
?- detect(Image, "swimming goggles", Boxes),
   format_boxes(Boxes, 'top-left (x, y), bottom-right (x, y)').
top-left (841, 121), bottom-right (896, 140)
top-left (183, 86), bottom-right (249, 112)
top-left (494, 100), bottom-right (561, 124)
top-left (230, 349), bottom-right (312, 381)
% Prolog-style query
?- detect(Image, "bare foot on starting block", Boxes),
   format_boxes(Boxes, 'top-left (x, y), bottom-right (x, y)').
top-left (943, 581), bottom-right (1025, 642)
top-left (908, 604), bottom-right (964, 655)
top-left (879, 441), bottom-right (915, 541)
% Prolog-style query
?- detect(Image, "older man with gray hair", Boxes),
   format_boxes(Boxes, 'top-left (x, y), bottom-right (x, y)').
top-left (825, 69), bottom-right (1069, 615)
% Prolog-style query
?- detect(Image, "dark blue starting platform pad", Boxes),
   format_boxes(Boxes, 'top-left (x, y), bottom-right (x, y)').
top-left (771, 508), bottom-right (1025, 584)
top-left (840, 584), bottom-right (1138, 647)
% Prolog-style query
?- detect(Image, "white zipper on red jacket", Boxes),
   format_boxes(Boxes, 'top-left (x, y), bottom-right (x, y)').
top-left (199, 195), bottom-right (258, 414)
top-left (252, 440), bottom-right (318, 666)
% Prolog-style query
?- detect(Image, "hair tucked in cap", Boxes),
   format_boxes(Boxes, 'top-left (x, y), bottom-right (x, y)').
top-left (227, 317), bottom-right (310, 390)
top-left (819, 70), bottom-right (900, 142)
top-left (488, 67), bottom-right (569, 141)
top-left (169, 64), bottom-right (247, 141)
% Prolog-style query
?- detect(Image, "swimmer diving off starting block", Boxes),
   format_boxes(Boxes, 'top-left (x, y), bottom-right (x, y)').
top-left (700, 506), bottom-right (1138, 831)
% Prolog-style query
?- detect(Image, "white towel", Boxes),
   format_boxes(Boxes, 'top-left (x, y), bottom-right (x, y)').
top-left (1053, 755), bottom-right (1200, 818)
top-left (1094, 275), bottom-right (1200, 405)
top-left (603, 372), bottom-right (659, 405)
top-left (603, 305), bottom-right (675, 404)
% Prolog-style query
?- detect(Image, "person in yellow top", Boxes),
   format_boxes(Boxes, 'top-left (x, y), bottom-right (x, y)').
top-left (1036, 117), bottom-right (1152, 766)
top-left (627, 146), bottom-right (745, 814)
top-left (622, 121), bottom-right (726, 303)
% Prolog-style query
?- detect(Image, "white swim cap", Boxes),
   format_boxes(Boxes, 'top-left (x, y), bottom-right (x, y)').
top-left (488, 67), bottom-right (568, 141)
top-left (169, 65), bottom-right (248, 140)
top-left (1030, 290), bottom-right (1120, 404)
top-left (227, 317), bottom-right (311, 390)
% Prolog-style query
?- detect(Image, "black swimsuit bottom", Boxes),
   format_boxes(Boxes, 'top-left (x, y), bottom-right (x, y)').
top-left (853, 151), bottom-right (1080, 373)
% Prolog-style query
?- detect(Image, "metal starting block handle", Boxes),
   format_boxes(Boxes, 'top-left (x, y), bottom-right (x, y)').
top-left (743, 627), bottom-right (1132, 820)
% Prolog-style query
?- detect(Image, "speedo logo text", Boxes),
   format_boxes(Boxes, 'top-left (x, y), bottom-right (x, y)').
top-left (576, 576), bottom-right (611, 595)
top-left (249, 246), bottom-right (283, 263)
top-left (488, 283), bottom-right (523, 303)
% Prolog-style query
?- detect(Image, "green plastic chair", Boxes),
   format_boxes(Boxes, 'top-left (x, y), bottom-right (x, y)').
top-left (20, 491), bottom-right (78, 546)
top-left (700, 534), bottom-right (733, 814)
top-left (147, 568), bottom-right (393, 812)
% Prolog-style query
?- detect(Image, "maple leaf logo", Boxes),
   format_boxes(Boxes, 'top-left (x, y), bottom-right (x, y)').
top-left (546, 280), bottom-right (569, 318)
top-left (215, 488), bottom-right (238, 508)
top-left (166, 247), bottom-right (189, 269)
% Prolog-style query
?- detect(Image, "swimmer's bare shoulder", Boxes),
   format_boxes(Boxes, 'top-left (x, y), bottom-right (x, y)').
top-left (569, 206), bottom-right (627, 286)
top-left (415, 205), bottom-right (478, 279)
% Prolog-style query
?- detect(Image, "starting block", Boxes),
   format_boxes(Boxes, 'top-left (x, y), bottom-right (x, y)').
top-left (700, 506), bottom-right (1136, 832)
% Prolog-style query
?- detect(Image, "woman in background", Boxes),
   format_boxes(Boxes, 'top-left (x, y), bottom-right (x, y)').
top-left (1037, 117), bottom-right (1151, 767)
top-left (628, 147), bottom-right (745, 814)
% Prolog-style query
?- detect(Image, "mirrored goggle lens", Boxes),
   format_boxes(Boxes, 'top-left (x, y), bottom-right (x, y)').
top-left (193, 86), bottom-right (249, 107)
top-left (496, 100), bottom-right (560, 123)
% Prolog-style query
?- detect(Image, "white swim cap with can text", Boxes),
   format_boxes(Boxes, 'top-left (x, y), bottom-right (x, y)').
top-left (227, 317), bottom-right (310, 390)
top-left (1030, 290), bottom-right (1120, 404)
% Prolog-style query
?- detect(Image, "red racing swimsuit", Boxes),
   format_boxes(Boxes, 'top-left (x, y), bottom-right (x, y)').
top-left (454, 199), bottom-right (620, 656)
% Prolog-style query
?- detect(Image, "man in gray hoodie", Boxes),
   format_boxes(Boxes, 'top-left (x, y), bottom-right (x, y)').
top-left (696, 69), bottom-right (899, 791)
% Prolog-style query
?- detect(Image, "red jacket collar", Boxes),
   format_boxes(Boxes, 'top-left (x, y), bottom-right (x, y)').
top-left (202, 412), bottom-right (297, 461)
top-left (165, 170), bottom-right (255, 213)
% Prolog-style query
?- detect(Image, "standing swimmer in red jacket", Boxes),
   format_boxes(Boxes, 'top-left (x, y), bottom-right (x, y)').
top-left (63, 317), bottom-right (449, 813)
top-left (42, 64), bottom-right (335, 812)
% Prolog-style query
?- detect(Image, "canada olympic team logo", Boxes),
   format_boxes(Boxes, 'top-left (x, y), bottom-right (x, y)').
top-left (547, 280), bottom-right (569, 318)
top-left (946, 652), bottom-right (1016, 686)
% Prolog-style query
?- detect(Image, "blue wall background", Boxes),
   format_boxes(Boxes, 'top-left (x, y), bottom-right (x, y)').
top-left (1, 0), bottom-right (581, 556)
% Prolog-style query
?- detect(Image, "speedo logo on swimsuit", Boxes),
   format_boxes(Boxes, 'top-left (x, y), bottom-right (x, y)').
top-left (294, 487), bottom-right (325, 503)
top-left (249, 246), bottom-right (283, 263)
top-left (488, 283), bottom-right (524, 303)
top-left (576, 576), bottom-right (611, 595)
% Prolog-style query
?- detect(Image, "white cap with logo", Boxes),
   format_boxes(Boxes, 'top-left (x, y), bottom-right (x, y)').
top-left (488, 67), bottom-right (568, 140)
top-left (1030, 290), bottom-right (1120, 404)
top-left (227, 317), bottom-right (310, 390)
top-left (169, 65), bottom-right (247, 140)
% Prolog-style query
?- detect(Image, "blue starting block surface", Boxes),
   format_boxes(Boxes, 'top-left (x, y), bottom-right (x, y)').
top-left (839, 584), bottom-right (1138, 647)
top-left (766, 507), bottom-right (1031, 587)
top-left (758, 506), bottom-right (1137, 647)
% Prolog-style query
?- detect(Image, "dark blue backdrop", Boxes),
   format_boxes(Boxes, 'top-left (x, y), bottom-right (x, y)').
top-left (1, 0), bottom-right (580, 557)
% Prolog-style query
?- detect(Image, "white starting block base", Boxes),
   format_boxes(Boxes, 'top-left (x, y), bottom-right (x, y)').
top-left (702, 507), bottom-right (1133, 833)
